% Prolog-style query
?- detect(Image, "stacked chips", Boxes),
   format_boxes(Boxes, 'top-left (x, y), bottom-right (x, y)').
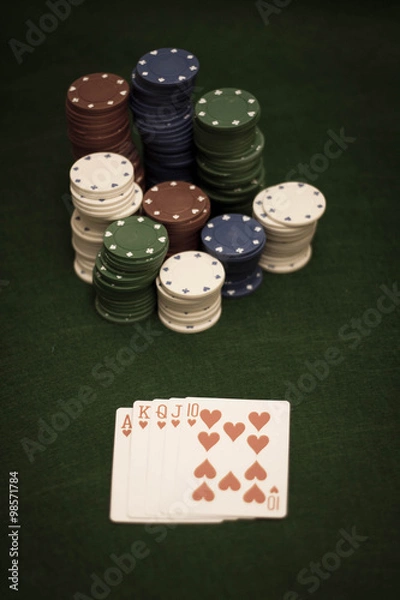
top-left (93, 216), bottom-right (169, 323)
top-left (194, 88), bottom-right (266, 215)
top-left (142, 181), bottom-right (211, 257)
top-left (252, 182), bottom-right (326, 273)
top-left (129, 48), bottom-right (199, 187)
top-left (201, 214), bottom-right (266, 298)
top-left (66, 72), bottom-right (145, 189)
top-left (69, 153), bottom-right (142, 283)
top-left (156, 251), bottom-right (225, 333)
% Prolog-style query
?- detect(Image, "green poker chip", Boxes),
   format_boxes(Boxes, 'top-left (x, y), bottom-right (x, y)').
top-left (195, 88), bottom-right (260, 133)
top-left (95, 296), bottom-right (156, 323)
top-left (93, 215), bottom-right (169, 324)
top-left (199, 128), bottom-right (265, 169)
top-left (103, 215), bottom-right (169, 261)
top-left (197, 158), bottom-right (264, 188)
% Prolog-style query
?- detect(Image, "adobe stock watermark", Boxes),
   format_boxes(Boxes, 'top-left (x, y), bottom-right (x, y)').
top-left (255, 0), bottom-right (293, 26)
top-left (283, 526), bottom-right (368, 599)
top-left (285, 128), bottom-right (356, 183)
top-left (20, 320), bottom-right (163, 463)
top-left (8, 0), bottom-right (86, 65)
top-left (284, 282), bottom-right (400, 405)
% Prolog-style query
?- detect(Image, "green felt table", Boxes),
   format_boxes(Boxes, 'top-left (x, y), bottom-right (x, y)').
top-left (1, 1), bottom-right (399, 598)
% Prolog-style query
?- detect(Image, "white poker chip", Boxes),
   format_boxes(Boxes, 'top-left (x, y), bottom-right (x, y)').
top-left (253, 183), bottom-right (325, 273)
top-left (158, 305), bottom-right (222, 334)
top-left (73, 256), bottom-right (93, 284)
top-left (70, 153), bottom-right (134, 198)
top-left (159, 251), bottom-right (225, 299)
top-left (257, 182), bottom-right (326, 228)
top-left (259, 245), bottom-right (312, 274)
top-left (159, 295), bottom-right (221, 322)
top-left (71, 234), bottom-right (102, 260)
top-left (70, 209), bottom-right (105, 241)
top-left (159, 299), bottom-right (221, 326)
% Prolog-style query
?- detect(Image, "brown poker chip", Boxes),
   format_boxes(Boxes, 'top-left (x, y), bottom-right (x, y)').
top-left (66, 72), bottom-right (144, 188)
top-left (66, 73), bottom-right (129, 113)
top-left (142, 181), bottom-right (210, 254)
top-left (142, 181), bottom-right (210, 224)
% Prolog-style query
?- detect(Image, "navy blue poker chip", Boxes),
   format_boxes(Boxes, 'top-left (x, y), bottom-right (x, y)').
top-left (135, 48), bottom-right (199, 87)
top-left (201, 214), bottom-right (266, 259)
top-left (222, 266), bottom-right (263, 298)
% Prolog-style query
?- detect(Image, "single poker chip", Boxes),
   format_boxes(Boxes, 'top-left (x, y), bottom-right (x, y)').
top-left (259, 182), bottom-right (326, 227)
top-left (143, 181), bottom-right (209, 223)
top-left (136, 48), bottom-right (199, 86)
top-left (159, 251), bottom-right (225, 299)
top-left (67, 73), bottom-right (130, 112)
top-left (103, 216), bottom-right (168, 260)
top-left (195, 88), bottom-right (260, 131)
top-left (201, 214), bottom-right (266, 258)
top-left (70, 153), bottom-right (134, 196)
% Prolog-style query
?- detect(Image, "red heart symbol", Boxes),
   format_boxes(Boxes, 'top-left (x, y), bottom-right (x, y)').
top-left (243, 484), bottom-right (266, 504)
top-left (194, 459), bottom-right (216, 479)
top-left (192, 482), bottom-right (215, 502)
top-left (139, 421), bottom-right (148, 429)
top-left (218, 471), bottom-right (241, 491)
top-left (248, 411), bottom-right (270, 431)
top-left (172, 420), bottom-right (180, 428)
top-left (270, 486), bottom-right (279, 493)
top-left (200, 409), bottom-right (222, 429)
top-left (223, 421), bottom-right (245, 441)
top-left (122, 429), bottom-right (131, 437)
top-left (188, 419), bottom-right (196, 427)
top-left (244, 461), bottom-right (267, 481)
top-left (198, 431), bottom-right (220, 451)
top-left (247, 435), bottom-right (269, 454)
top-left (157, 421), bottom-right (166, 429)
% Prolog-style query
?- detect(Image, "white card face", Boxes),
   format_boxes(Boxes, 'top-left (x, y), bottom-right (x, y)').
top-left (109, 407), bottom-right (134, 523)
top-left (162, 399), bottom-right (290, 519)
top-left (127, 400), bottom-right (153, 518)
top-left (144, 399), bottom-right (170, 517)
top-left (158, 398), bottom-right (187, 518)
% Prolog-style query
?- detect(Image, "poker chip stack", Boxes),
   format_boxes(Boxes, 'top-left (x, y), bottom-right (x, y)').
top-left (201, 214), bottom-right (266, 298)
top-left (66, 72), bottom-right (145, 189)
top-left (129, 48), bottom-right (200, 187)
top-left (69, 153), bottom-right (143, 284)
top-left (93, 216), bottom-right (169, 323)
top-left (252, 182), bottom-right (326, 273)
top-left (142, 181), bottom-right (211, 257)
top-left (194, 88), bottom-right (265, 215)
top-left (156, 251), bottom-right (225, 333)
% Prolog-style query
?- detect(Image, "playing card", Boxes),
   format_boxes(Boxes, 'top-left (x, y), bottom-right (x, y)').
top-left (111, 398), bottom-right (291, 523)
top-left (143, 399), bottom-right (170, 517)
top-left (127, 400), bottom-right (154, 518)
top-left (161, 398), bottom-right (290, 519)
top-left (109, 407), bottom-right (134, 522)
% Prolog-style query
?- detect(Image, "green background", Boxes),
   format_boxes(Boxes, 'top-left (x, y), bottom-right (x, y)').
top-left (1, 0), bottom-right (399, 598)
